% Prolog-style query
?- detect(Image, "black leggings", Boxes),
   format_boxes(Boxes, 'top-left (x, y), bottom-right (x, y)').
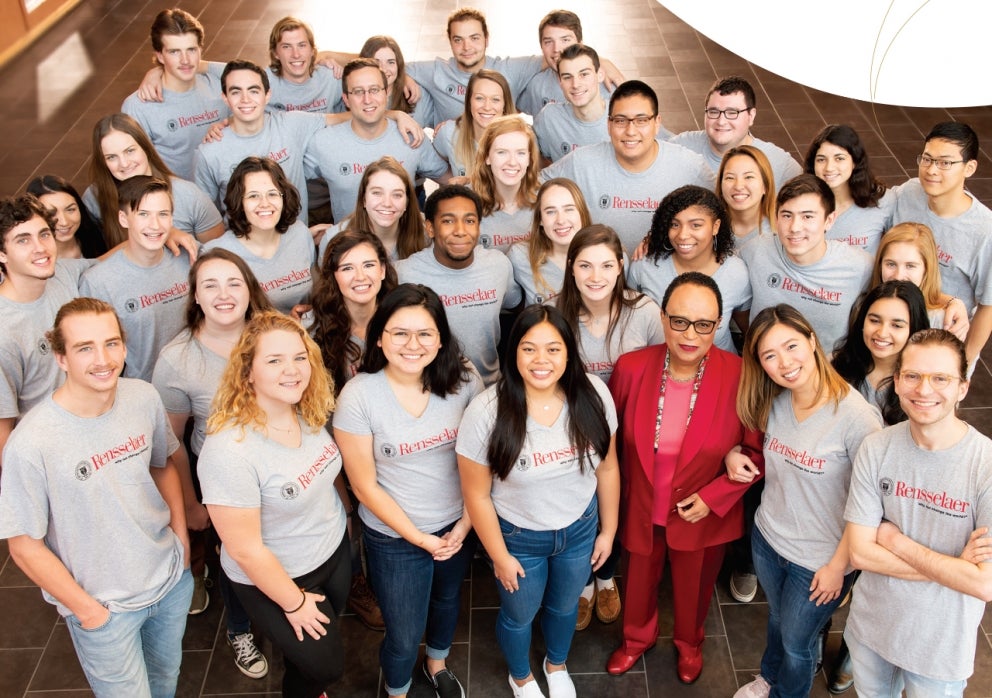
top-left (230, 535), bottom-right (351, 698)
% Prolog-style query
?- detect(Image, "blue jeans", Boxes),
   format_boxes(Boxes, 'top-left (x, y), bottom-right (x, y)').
top-left (66, 568), bottom-right (193, 698)
top-left (845, 630), bottom-right (967, 697)
top-left (752, 527), bottom-right (854, 698)
top-left (365, 520), bottom-right (476, 696)
top-left (496, 496), bottom-right (597, 681)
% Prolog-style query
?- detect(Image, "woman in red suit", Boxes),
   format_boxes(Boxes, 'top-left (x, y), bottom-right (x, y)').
top-left (606, 272), bottom-right (764, 684)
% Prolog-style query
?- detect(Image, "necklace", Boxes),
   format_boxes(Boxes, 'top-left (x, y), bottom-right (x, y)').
top-left (267, 419), bottom-right (299, 433)
top-left (654, 351), bottom-right (708, 452)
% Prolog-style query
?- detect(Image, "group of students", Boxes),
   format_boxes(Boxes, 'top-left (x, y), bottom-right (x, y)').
top-left (0, 4), bottom-right (991, 698)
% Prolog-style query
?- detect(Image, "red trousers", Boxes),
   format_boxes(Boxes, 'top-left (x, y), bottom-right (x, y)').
top-left (620, 525), bottom-right (725, 655)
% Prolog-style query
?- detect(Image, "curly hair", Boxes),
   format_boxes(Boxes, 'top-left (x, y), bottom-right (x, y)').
top-left (208, 311), bottom-right (334, 436)
top-left (471, 115), bottom-right (540, 217)
top-left (647, 184), bottom-right (732, 263)
top-left (311, 230), bottom-right (398, 394)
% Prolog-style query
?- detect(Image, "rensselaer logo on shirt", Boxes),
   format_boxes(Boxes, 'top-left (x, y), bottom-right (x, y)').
top-left (777, 276), bottom-right (842, 303)
top-left (89, 433), bottom-right (148, 471)
top-left (438, 288), bottom-right (497, 306)
top-left (893, 480), bottom-right (971, 514)
top-left (611, 195), bottom-right (660, 211)
top-left (297, 441), bottom-right (340, 491)
top-left (177, 108), bottom-right (221, 128)
top-left (261, 268), bottom-right (311, 292)
top-left (141, 280), bottom-right (190, 309)
top-left (398, 427), bottom-right (458, 455)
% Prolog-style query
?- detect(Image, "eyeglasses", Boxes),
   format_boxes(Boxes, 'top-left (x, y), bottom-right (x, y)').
top-left (607, 114), bottom-right (657, 128)
top-left (896, 370), bottom-right (959, 389)
top-left (704, 107), bottom-right (750, 120)
top-left (346, 86), bottom-right (385, 98)
top-left (243, 190), bottom-right (283, 203)
top-left (665, 314), bottom-right (717, 335)
top-left (383, 328), bottom-right (441, 348)
top-left (917, 154), bottom-right (965, 171)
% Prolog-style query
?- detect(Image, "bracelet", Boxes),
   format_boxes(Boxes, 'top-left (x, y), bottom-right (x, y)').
top-left (945, 296), bottom-right (957, 310)
top-left (284, 588), bottom-right (306, 614)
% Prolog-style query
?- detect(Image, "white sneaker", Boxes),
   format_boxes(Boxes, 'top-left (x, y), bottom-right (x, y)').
top-left (542, 658), bottom-right (576, 698)
top-left (730, 571), bottom-right (759, 603)
top-left (508, 673), bottom-right (545, 697)
top-left (733, 675), bottom-right (771, 698)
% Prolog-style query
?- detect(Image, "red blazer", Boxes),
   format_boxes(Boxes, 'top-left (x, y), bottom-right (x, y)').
top-left (608, 344), bottom-right (764, 556)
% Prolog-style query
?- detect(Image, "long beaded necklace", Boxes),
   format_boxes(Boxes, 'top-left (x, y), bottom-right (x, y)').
top-left (653, 351), bottom-right (708, 452)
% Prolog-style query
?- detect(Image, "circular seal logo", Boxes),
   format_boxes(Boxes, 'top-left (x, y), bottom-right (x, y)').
top-left (339, 163), bottom-right (351, 176)
top-left (166, 119), bottom-right (179, 133)
top-left (480, 234), bottom-right (492, 248)
top-left (879, 477), bottom-right (894, 496)
top-left (535, 294), bottom-right (545, 304)
top-left (767, 273), bottom-right (781, 289)
top-left (124, 298), bottom-right (139, 313)
top-left (559, 142), bottom-right (571, 156)
top-left (515, 456), bottom-right (530, 472)
top-left (598, 194), bottom-right (610, 210)
top-left (75, 461), bottom-right (92, 481)
top-left (381, 443), bottom-right (397, 458)
top-left (281, 482), bottom-right (301, 500)
top-left (37, 337), bottom-right (50, 356)
top-left (445, 83), bottom-right (456, 95)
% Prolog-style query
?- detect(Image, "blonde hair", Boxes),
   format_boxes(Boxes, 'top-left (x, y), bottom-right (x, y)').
top-left (207, 312), bottom-right (334, 436)
top-left (527, 179), bottom-right (592, 299)
top-left (453, 70), bottom-right (515, 175)
top-left (871, 222), bottom-right (943, 310)
top-left (737, 304), bottom-right (850, 431)
top-left (470, 115), bottom-right (539, 217)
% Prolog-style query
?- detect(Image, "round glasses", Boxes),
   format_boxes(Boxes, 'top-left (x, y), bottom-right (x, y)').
top-left (382, 328), bottom-right (440, 348)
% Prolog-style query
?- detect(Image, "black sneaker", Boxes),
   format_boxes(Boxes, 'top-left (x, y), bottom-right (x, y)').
top-left (423, 661), bottom-right (465, 698)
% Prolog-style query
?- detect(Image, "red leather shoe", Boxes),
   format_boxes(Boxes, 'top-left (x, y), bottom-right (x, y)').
top-left (677, 645), bottom-right (703, 684)
top-left (606, 644), bottom-right (654, 675)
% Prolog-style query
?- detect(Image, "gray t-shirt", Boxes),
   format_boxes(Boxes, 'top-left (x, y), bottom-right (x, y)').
top-left (0, 379), bottom-right (184, 616)
top-left (540, 141), bottom-right (715, 253)
top-left (891, 179), bottom-right (992, 313)
top-left (83, 176), bottom-right (222, 241)
top-left (432, 120), bottom-right (469, 178)
top-left (845, 423), bottom-right (992, 681)
top-left (668, 131), bottom-right (802, 189)
top-left (396, 248), bottom-right (522, 386)
top-left (80, 249), bottom-right (191, 381)
top-left (152, 331), bottom-right (227, 456)
top-left (480, 206), bottom-right (533, 253)
top-left (576, 294), bottom-right (664, 383)
top-left (455, 374), bottom-right (617, 530)
top-left (193, 111), bottom-right (325, 220)
top-left (516, 70), bottom-right (613, 120)
top-left (306, 121), bottom-right (448, 220)
top-left (627, 254), bottom-right (751, 353)
top-left (0, 259), bottom-right (86, 418)
top-left (203, 220), bottom-right (315, 314)
top-left (406, 55), bottom-right (545, 126)
top-left (507, 242), bottom-right (565, 305)
top-left (333, 369), bottom-right (483, 536)
top-left (266, 65), bottom-right (345, 114)
top-left (739, 236), bottom-right (872, 354)
top-left (533, 102), bottom-right (608, 163)
top-left (755, 389), bottom-right (881, 570)
top-left (121, 63), bottom-right (228, 181)
top-left (198, 420), bottom-right (347, 584)
top-left (825, 189), bottom-right (894, 255)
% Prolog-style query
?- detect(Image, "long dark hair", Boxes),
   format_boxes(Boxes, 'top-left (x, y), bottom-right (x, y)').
top-left (556, 224), bottom-right (644, 361)
top-left (804, 124), bottom-right (886, 208)
top-left (184, 248), bottom-right (274, 332)
top-left (488, 305), bottom-right (610, 480)
top-left (311, 230), bottom-right (397, 393)
top-left (361, 284), bottom-right (470, 396)
top-left (26, 175), bottom-right (109, 258)
top-left (832, 280), bottom-right (929, 424)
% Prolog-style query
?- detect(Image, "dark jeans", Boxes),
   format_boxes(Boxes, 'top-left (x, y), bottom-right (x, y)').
top-left (230, 534), bottom-right (351, 698)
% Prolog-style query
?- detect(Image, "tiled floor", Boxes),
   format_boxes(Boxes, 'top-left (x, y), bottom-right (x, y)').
top-left (0, 0), bottom-right (990, 696)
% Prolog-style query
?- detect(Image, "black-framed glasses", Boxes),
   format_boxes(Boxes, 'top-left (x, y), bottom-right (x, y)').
top-left (917, 154), bottom-right (965, 171)
top-left (607, 114), bottom-right (657, 128)
top-left (382, 328), bottom-right (440, 348)
top-left (704, 107), bottom-right (750, 120)
top-left (665, 314), bottom-right (717, 335)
